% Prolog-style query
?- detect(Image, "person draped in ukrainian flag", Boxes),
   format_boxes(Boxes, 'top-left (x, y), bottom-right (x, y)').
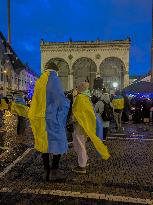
top-left (112, 90), bottom-right (124, 132)
top-left (11, 91), bottom-right (28, 136)
top-left (28, 60), bottom-right (70, 181)
top-left (72, 82), bottom-right (110, 174)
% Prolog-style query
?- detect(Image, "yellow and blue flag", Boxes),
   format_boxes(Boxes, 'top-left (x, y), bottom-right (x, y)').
top-left (112, 95), bottom-right (124, 110)
top-left (11, 95), bottom-right (29, 118)
top-left (28, 70), bottom-right (70, 154)
top-left (0, 99), bottom-right (8, 110)
top-left (72, 94), bottom-right (110, 160)
top-left (11, 102), bottom-right (29, 118)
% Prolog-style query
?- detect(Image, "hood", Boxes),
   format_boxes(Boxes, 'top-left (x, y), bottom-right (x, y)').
top-left (100, 93), bottom-right (110, 103)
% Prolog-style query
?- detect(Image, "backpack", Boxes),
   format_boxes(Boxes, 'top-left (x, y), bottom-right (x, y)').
top-left (100, 100), bottom-right (112, 121)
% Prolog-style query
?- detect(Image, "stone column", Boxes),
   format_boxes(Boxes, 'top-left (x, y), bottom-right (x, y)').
top-left (67, 57), bottom-right (74, 90)
top-left (96, 72), bottom-right (100, 78)
top-left (124, 71), bottom-right (129, 88)
top-left (68, 72), bottom-right (73, 90)
top-left (95, 61), bottom-right (101, 77)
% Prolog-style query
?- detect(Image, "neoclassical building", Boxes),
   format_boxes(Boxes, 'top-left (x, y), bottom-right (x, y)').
top-left (41, 38), bottom-right (130, 91)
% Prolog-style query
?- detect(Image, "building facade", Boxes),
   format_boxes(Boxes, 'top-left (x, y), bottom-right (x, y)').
top-left (0, 32), bottom-right (38, 96)
top-left (41, 38), bottom-right (130, 91)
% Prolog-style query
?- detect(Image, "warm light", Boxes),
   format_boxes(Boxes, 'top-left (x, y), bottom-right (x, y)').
top-left (3, 70), bottom-right (7, 73)
top-left (112, 82), bottom-right (118, 88)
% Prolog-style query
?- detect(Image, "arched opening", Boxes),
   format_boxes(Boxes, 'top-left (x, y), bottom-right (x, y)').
top-left (47, 58), bottom-right (69, 91)
top-left (100, 57), bottom-right (125, 90)
top-left (72, 57), bottom-right (97, 88)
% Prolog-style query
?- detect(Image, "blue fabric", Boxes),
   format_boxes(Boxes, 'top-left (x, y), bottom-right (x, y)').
top-left (113, 95), bottom-right (123, 99)
top-left (94, 107), bottom-right (104, 157)
top-left (92, 101), bottom-right (103, 141)
top-left (45, 71), bottom-right (70, 154)
top-left (96, 113), bottom-right (104, 157)
top-left (15, 97), bottom-right (26, 105)
top-left (96, 114), bottom-right (103, 141)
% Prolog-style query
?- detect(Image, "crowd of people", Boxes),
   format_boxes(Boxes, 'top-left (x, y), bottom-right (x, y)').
top-left (0, 59), bottom-right (153, 182)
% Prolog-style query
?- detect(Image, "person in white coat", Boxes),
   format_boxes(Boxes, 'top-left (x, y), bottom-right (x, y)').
top-left (95, 89), bottom-right (113, 141)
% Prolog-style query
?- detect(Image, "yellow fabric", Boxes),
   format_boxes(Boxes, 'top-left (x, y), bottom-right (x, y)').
top-left (11, 102), bottom-right (29, 118)
top-left (28, 71), bottom-right (49, 153)
top-left (72, 94), bottom-right (110, 160)
top-left (112, 98), bottom-right (124, 110)
top-left (0, 99), bottom-right (8, 110)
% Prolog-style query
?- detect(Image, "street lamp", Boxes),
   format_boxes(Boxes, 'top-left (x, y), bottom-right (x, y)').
top-left (3, 70), bottom-right (7, 96)
top-left (113, 82), bottom-right (118, 89)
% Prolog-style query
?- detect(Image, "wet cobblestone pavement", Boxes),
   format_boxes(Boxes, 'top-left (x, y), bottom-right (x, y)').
top-left (0, 112), bottom-right (33, 174)
top-left (0, 192), bottom-right (147, 205)
top-left (0, 114), bottom-right (153, 204)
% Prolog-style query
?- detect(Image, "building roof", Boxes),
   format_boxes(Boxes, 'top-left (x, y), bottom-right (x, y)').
top-left (40, 38), bottom-right (131, 48)
top-left (0, 31), bottom-right (38, 77)
top-left (24, 64), bottom-right (39, 78)
top-left (0, 32), bottom-right (26, 74)
top-left (124, 81), bottom-right (153, 94)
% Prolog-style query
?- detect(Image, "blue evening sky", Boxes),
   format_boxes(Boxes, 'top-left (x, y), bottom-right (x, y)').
top-left (0, 0), bottom-right (152, 76)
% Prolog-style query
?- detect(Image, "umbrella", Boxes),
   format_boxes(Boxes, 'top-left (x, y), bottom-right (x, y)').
top-left (123, 81), bottom-right (153, 94)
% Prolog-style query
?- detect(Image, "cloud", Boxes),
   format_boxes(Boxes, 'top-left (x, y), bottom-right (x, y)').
top-left (0, 0), bottom-right (151, 76)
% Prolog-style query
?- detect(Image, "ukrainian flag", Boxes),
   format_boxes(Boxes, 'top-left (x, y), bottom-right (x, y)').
top-left (28, 70), bottom-right (70, 154)
top-left (112, 95), bottom-right (124, 110)
top-left (0, 99), bottom-right (8, 110)
top-left (11, 96), bottom-right (29, 118)
top-left (72, 94), bottom-right (110, 160)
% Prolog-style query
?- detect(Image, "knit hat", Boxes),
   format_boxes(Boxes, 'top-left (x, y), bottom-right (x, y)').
top-left (77, 82), bottom-right (89, 93)
top-left (44, 60), bottom-right (59, 72)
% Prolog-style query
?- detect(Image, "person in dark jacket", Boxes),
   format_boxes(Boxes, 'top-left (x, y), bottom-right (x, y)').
top-left (141, 98), bottom-right (152, 123)
top-left (13, 92), bottom-right (27, 136)
top-left (121, 92), bottom-right (130, 123)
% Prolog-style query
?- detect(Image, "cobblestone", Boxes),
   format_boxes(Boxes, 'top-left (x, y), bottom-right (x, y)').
top-left (0, 140), bottom-right (153, 203)
top-left (0, 114), bottom-right (153, 204)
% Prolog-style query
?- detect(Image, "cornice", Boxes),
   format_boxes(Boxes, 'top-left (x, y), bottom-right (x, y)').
top-left (40, 39), bottom-right (130, 46)
top-left (41, 46), bottom-right (129, 53)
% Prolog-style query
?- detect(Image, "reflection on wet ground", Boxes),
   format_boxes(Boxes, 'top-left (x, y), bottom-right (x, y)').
top-left (0, 113), bottom-right (153, 204)
top-left (0, 111), bottom-right (33, 173)
top-left (0, 192), bottom-right (145, 205)
top-left (109, 122), bottom-right (153, 140)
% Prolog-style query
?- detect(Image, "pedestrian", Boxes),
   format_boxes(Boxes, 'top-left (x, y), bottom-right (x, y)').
top-left (66, 90), bottom-right (74, 142)
top-left (121, 91), bottom-right (130, 123)
top-left (132, 98), bottom-right (142, 124)
top-left (95, 88), bottom-right (113, 141)
top-left (72, 82), bottom-right (110, 174)
top-left (150, 102), bottom-right (153, 122)
top-left (112, 90), bottom-right (124, 131)
top-left (141, 98), bottom-right (152, 124)
top-left (28, 60), bottom-right (70, 181)
top-left (12, 91), bottom-right (27, 136)
top-left (0, 90), bottom-right (4, 127)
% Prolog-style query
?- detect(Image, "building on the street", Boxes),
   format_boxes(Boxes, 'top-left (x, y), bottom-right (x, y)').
top-left (0, 32), bottom-right (38, 96)
top-left (41, 38), bottom-right (131, 91)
